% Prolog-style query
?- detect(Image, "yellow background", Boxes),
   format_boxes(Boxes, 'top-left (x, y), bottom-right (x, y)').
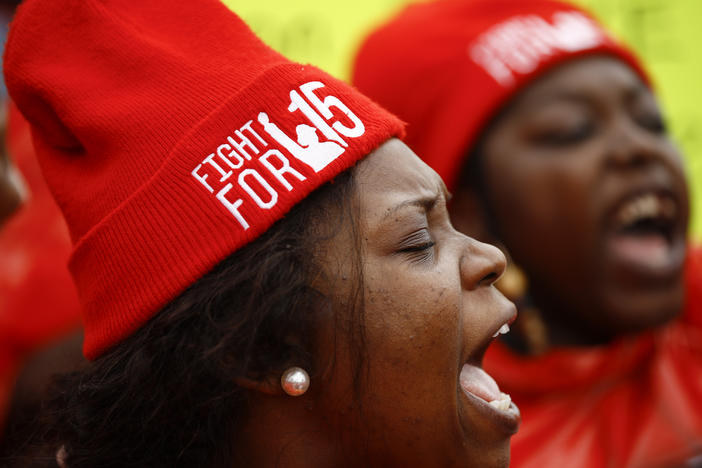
top-left (226, 0), bottom-right (702, 241)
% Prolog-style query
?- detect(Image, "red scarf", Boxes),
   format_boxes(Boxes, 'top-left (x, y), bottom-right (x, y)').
top-left (485, 246), bottom-right (702, 467)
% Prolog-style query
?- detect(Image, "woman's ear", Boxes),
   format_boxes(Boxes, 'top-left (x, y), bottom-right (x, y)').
top-left (449, 186), bottom-right (493, 244)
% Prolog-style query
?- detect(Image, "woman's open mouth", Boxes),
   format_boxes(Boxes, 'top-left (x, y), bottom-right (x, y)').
top-left (460, 363), bottom-right (513, 411)
top-left (604, 189), bottom-right (686, 280)
top-left (458, 314), bottom-right (520, 434)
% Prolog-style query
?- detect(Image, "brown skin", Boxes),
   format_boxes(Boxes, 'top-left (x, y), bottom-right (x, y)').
top-left (451, 56), bottom-right (689, 348)
top-left (237, 139), bottom-right (517, 467)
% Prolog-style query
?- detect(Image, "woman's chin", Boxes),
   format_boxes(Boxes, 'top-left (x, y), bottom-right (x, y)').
top-left (458, 367), bottom-right (521, 434)
top-left (452, 366), bottom-right (520, 467)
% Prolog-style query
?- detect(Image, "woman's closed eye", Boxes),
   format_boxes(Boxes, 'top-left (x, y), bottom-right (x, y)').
top-left (532, 120), bottom-right (594, 147)
top-left (635, 111), bottom-right (666, 134)
top-left (397, 229), bottom-right (436, 264)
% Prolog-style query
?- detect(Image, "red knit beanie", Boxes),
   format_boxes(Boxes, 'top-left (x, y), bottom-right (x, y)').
top-left (353, 0), bottom-right (648, 192)
top-left (4, 0), bottom-right (404, 359)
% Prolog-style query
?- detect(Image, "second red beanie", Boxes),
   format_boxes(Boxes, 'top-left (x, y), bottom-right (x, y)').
top-left (353, 0), bottom-right (648, 192)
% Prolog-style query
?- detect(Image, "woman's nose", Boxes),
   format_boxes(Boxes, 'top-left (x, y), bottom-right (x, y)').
top-left (459, 236), bottom-right (507, 291)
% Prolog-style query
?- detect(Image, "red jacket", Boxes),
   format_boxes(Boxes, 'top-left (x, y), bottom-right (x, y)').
top-left (485, 246), bottom-right (702, 468)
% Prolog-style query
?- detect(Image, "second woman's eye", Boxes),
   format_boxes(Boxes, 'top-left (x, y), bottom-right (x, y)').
top-left (532, 120), bottom-right (594, 147)
top-left (635, 112), bottom-right (666, 134)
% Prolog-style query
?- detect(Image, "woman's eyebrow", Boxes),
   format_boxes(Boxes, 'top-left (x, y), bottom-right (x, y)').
top-left (530, 90), bottom-right (591, 107)
top-left (382, 194), bottom-right (439, 222)
top-left (624, 82), bottom-right (655, 104)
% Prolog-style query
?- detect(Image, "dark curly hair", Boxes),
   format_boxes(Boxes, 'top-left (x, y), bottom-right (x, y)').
top-left (7, 169), bottom-right (362, 468)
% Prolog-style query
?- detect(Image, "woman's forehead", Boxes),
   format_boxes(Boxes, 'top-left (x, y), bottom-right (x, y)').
top-left (356, 139), bottom-right (445, 201)
top-left (510, 56), bottom-right (650, 112)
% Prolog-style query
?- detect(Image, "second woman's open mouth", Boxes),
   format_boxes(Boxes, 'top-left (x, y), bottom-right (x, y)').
top-left (603, 188), bottom-right (687, 282)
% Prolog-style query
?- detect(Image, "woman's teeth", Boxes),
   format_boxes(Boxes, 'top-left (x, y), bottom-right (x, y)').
top-left (614, 192), bottom-right (676, 229)
top-left (488, 393), bottom-right (512, 411)
top-left (459, 325), bottom-right (517, 415)
top-left (492, 323), bottom-right (510, 338)
top-left (459, 364), bottom-right (514, 413)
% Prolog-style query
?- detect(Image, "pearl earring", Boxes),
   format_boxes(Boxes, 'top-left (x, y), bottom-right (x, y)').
top-left (281, 366), bottom-right (310, 396)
